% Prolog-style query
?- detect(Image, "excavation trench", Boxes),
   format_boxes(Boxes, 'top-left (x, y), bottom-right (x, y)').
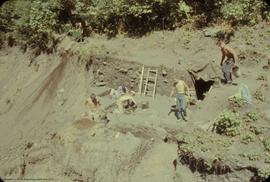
top-left (194, 79), bottom-right (215, 100)
top-left (85, 56), bottom-right (220, 100)
top-left (88, 56), bottom-right (193, 96)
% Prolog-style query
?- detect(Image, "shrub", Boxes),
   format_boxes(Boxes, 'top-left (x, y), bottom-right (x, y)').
top-left (220, 0), bottom-right (267, 25)
top-left (253, 89), bottom-right (265, 102)
top-left (213, 111), bottom-right (242, 137)
top-left (228, 97), bottom-right (246, 108)
top-left (178, 0), bottom-right (193, 19)
top-left (1, 0), bottom-right (270, 44)
top-left (241, 133), bottom-right (256, 144)
top-left (257, 168), bottom-right (270, 181)
top-left (244, 111), bottom-right (260, 122)
top-left (0, 0), bottom-right (30, 32)
top-left (16, 0), bottom-right (61, 54)
top-left (247, 153), bottom-right (260, 161)
top-left (67, 0), bottom-right (194, 36)
top-left (257, 74), bottom-right (268, 81)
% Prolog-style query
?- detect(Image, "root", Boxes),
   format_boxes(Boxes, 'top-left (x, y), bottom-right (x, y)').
top-left (178, 148), bottom-right (232, 175)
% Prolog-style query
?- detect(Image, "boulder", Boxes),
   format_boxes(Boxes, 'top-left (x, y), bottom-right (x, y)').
top-left (162, 70), bottom-right (167, 77)
top-left (120, 68), bottom-right (128, 74)
top-left (203, 27), bottom-right (224, 37)
top-left (96, 82), bottom-right (106, 87)
top-left (97, 69), bottom-right (103, 75)
top-left (141, 101), bottom-right (149, 110)
top-left (99, 75), bottom-right (104, 82)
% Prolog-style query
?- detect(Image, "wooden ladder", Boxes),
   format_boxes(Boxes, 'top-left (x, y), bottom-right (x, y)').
top-left (143, 69), bottom-right (158, 98)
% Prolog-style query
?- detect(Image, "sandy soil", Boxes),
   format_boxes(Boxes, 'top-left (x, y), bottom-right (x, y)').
top-left (0, 22), bottom-right (270, 181)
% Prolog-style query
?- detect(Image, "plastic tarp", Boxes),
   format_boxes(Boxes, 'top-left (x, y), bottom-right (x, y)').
top-left (229, 84), bottom-right (252, 104)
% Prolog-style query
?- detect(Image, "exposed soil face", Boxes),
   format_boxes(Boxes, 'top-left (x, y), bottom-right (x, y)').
top-left (0, 23), bottom-right (270, 181)
top-left (90, 56), bottom-right (194, 96)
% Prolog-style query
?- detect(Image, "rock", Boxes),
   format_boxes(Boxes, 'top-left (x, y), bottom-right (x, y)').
top-left (162, 70), bottom-right (167, 77)
top-left (120, 68), bottom-right (128, 74)
top-left (164, 79), bottom-right (168, 83)
top-left (131, 75), bottom-right (137, 80)
top-left (115, 132), bottom-right (120, 138)
top-left (263, 65), bottom-right (269, 70)
top-left (58, 88), bottom-right (65, 93)
top-left (141, 101), bottom-right (149, 110)
top-left (99, 75), bottom-right (104, 82)
top-left (103, 62), bottom-right (107, 66)
top-left (97, 69), bottom-right (103, 75)
top-left (203, 27), bottom-right (224, 37)
top-left (115, 67), bottom-right (120, 70)
top-left (96, 82), bottom-right (106, 87)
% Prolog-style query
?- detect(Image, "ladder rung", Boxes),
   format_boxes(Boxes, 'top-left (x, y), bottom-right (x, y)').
top-left (148, 77), bottom-right (156, 80)
top-left (149, 69), bottom-right (158, 73)
top-left (146, 84), bottom-right (154, 87)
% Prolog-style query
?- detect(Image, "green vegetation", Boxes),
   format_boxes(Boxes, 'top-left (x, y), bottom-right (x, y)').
top-left (265, 155), bottom-right (270, 163)
top-left (220, 0), bottom-right (267, 25)
top-left (244, 111), bottom-right (260, 122)
top-left (239, 152), bottom-right (261, 161)
top-left (228, 97), bottom-right (246, 108)
top-left (0, 0), bottom-right (269, 54)
top-left (257, 168), bottom-right (270, 181)
top-left (263, 139), bottom-right (270, 152)
top-left (257, 74), bottom-right (268, 81)
top-left (249, 126), bottom-right (263, 135)
top-left (241, 133), bottom-right (256, 144)
top-left (254, 89), bottom-right (265, 102)
top-left (213, 111), bottom-right (242, 137)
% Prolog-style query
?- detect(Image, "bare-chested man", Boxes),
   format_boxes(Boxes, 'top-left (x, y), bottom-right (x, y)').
top-left (170, 79), bottom-right (190, 120)
top-left (218, 40), bottom-right (238, 84)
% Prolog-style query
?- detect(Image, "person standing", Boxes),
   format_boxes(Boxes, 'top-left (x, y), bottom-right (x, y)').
top-left (218, 40), bottom-right (238, 84)
top-left (170, 79), bottom-right (190, 121)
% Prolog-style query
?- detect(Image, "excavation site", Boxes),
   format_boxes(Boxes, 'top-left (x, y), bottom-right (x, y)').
top-left (0, 0), bottom-right (270, 182)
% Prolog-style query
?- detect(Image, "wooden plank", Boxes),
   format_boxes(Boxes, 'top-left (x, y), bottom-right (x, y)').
top-left (152, 70), bottom-right (158, 98)
top-left (138, 65), bottom-right (144, 95)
